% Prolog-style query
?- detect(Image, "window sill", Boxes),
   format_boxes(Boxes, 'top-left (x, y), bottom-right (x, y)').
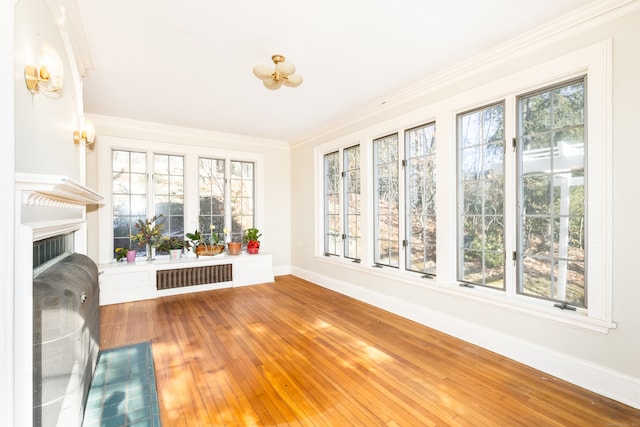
top-left (316, 255), bottom-right (617, 335)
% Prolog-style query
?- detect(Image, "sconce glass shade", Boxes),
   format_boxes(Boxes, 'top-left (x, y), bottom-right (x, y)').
top-left (25, 44), bottom-right (64, 94)
top-left (73, 121), bottom-right (96, 146)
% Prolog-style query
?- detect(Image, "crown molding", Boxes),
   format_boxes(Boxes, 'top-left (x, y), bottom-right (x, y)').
top-left (87, 113), bottom-right (292, 150)
top-left (293, 0), bottom-right (640, 148)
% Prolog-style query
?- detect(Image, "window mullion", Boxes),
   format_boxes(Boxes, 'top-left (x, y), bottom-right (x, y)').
top-left (503, 95), bottom-right (518, 297)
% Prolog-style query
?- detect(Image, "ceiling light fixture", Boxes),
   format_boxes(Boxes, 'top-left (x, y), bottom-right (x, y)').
top-left (253, 54), bottom-right (303, 90)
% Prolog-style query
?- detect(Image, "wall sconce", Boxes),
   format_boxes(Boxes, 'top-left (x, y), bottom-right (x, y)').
top-left (24, 44), bottom-right (64, 95)
top-left (73, 121), bottom-right (95, 146)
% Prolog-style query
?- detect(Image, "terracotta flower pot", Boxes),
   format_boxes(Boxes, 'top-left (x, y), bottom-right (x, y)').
top-left (227, 242), bottom-right (241, 255)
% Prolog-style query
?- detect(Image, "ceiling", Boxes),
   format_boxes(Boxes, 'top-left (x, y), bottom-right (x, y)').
top-left (77, 0), bottom-right (597, 144)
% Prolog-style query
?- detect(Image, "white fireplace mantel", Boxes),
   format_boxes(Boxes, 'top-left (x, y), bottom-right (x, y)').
top-left (15, 172), bottom-right (103, 427)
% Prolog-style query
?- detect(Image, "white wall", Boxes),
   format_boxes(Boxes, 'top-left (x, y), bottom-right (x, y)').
top-left (85, 115), bottom-right (292, 271)
top-left (11, 0), bottom-right (91, 423)
top-left (1, 0), bottom-right (16, 424)
top-left (14, 0), bottom-right (85, 179)
top-left (290, 5), bottom-right (640, 408)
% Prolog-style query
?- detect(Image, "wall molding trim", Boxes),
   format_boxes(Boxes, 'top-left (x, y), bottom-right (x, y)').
top-left (293, 0), bottom-right (640, 148)
top-left (87, 113), bottom-right (291, 150)
top-left (291, 267), bottom-right (640, 410)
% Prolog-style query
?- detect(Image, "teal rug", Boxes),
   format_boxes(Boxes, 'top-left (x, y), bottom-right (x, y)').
top-left (82, 341), bottom-right (161, 427)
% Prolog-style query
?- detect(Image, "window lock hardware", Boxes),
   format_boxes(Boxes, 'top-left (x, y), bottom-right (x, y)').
top-left (402, 240), bottom-right (407, 248)
top-left (352, 259), bottom-right (361, 264)
top-left (372, 264), bottom-right (383, 268)
top-left (459, 282), bottom-right (475, 288)
top-left (420, 273), bottom-right (435, 279)
top-left (512, 251), bottom-right (517, 266)
top-left (512, 137), bottom-right (517, 152)
top-left (554, 302), bottom-right (577, 311)
top-left (323, 252), bottom-right (331, 257)
top-left (401, 159), bottom-right (407, 168)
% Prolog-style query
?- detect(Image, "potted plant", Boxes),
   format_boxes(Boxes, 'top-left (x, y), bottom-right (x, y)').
top-left (227, 241), bottom-right (241, 255)
top-left (130, 214), bottom-right (164, 260)
top-left (187, 225), bottom-right (225, 257)
top-left (243, 227), bottom-right (262, 254)
top-left (158, 236), bottom-right (185, 260)
top-left (115, 247), bottom-right (137, 263)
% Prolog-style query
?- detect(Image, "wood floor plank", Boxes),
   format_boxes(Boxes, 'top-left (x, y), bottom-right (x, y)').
top-left (99, 275), bottom-right (640, 426)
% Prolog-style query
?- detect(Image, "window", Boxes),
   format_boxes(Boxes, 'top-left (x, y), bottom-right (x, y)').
top-left (112, 150), bottom-right (147, 256)
top-left (230, 160), bottom-right (255, 244)
top-left (198, 157), bottom-right (226, 243)
top-left (343, 145), bottom-right (361, 260)
top-left (314, 43), bottom-right (611, 331)
top-left (457, 104), bottom-right (505, 289)
top-left (405, 123), bottom-right (437, 275)
top-left (323, 151), bottom-right (341, 256)
top-left (154, 154), bottom-right (184, 241)
top-left (517, 79), bottom-right (586, 307)
top-left (198, 158), bottom-right (256, 243)
top-left (109, 148), bottom-right (257, 258)
top-left (374, 134), bottom-right (399, 267)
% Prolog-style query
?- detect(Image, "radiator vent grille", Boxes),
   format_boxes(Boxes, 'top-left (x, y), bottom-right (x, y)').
top-left (156, 264), bottom-right (233, 290)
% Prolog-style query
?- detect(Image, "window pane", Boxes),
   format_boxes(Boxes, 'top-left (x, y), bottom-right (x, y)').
top-left (374, 134), bottom-right (399, 267)
top-left (112, 150), bottom-right (147, 258)
top-left (405, 123), bottom-right (436, 275)
top-left (154, 154), bottom-right (184, 239)
top-left (199, 157), bottom-right (226, 239)
top-left (518, 78), bottom-right (585, 307)
top-left (230, 160), bottom-right (255, 242)
top-left (343, 145), bottom-right (361, 260)
top-left (458, 103), bottom-right (505, 289)
top-left (324, 151), bottom-right (340, 256)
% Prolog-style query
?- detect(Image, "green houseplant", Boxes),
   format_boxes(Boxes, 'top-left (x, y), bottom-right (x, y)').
top-left (130, 214), bottom-right (164, 260)
top-left (243, 228), bottom-right (262, 254)
top-left (157, 236), bottom-right (185, 260)
top-left (186, 225), bottom-right (225, 257)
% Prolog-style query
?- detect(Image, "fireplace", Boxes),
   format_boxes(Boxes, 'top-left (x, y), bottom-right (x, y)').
top-left (15, 173), bottom-right (103, 427)
top-left (33, 249), bottom-right (100, 426)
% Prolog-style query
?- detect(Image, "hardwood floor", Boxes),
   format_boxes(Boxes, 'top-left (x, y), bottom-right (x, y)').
top-left (99, 275), bottom-right (640, 426)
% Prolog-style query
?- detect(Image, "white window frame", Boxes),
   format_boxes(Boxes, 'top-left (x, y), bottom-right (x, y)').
top-left (97, 136), bottom-right (264, 265)
top-left (314, 40), bottom-right (614, 334)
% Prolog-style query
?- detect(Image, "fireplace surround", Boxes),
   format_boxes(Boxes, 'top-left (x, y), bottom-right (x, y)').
top-left (16, 173), bottom-right (103, 427)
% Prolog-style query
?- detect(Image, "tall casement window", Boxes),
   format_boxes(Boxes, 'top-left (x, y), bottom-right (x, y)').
top-left (199, 158), bottom-right (256, 243)
top-left (323, 151), bottom-right (341, 256)
top-left (112, 150), bottom-right (147, 256)
top-left (457, 103), bottom-right (505, 289)
top-left (199, 157), bottom-right (226, 242)
top-left (517, 79), bottom-right (586, 307)
top-left (343, 145), bottom-right (361, 260)
top-left (374, 133), bottom-right (399, 267)
top-left (405, 123), bottom-right (436, 275)
top-left (154, 154), bottom-right (184, 241)
top-left (230, 160), bottom-right (255, 243)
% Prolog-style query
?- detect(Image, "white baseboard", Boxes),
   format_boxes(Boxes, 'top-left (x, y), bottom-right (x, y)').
top-left (291, 266), bottom-right (640, 410)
